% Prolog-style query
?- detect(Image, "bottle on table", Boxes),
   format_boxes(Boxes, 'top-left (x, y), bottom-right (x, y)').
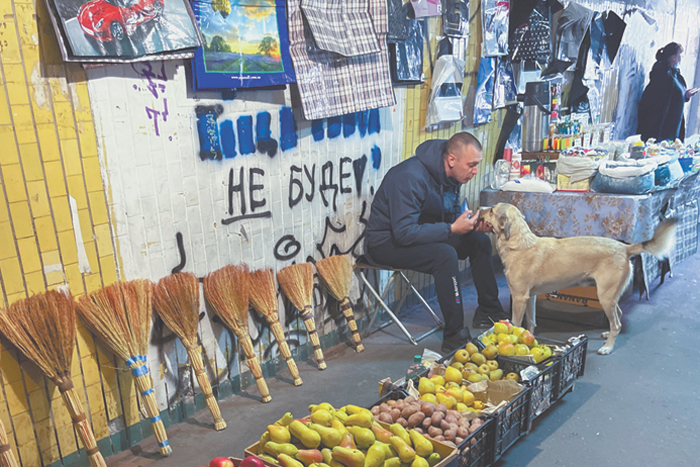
top-left (406, 355), bottom-right (424, 382)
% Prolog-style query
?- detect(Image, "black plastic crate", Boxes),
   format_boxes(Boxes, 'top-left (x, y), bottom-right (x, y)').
top-left (546, 335), bottom-right (588, 400)
top-left (437, 339), bottom-right (486, 365)
top-left (457, 416), bottom-right (494, 467)
top-left (497, 356), bottom-right (560, 424)
top-left (366, 388), bottom-right (410, 409)
top-left (491, 385), bottom-right (531, 462)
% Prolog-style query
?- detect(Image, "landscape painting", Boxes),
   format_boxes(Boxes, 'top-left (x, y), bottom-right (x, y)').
top-left (191, 0), bottom-right (296, 90)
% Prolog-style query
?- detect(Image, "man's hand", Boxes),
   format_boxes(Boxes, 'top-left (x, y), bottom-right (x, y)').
top-left (474, 217), bottom-right (494, 233)
top-left (451, 210), bottom-right (480, 235)
top-left (686, 87), bottom-right (700, 99)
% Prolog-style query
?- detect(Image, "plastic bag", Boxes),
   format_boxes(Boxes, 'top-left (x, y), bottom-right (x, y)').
top-left (493, 58), bottom-right (517, 109)
top-left (474, 57), bottom-right (495, 125)
top-left (389, 19), bottom-right (425, 84)
top-left (411, 0), bottom-right (441, 18)
top-left (425, 55), bottom-right (465, 128)
top-left (482, 0), bottom-right (510, 56)
top-left (555, 2), bottom-right (595, 64)
top-left (443, 0), bottom-right (469, 37)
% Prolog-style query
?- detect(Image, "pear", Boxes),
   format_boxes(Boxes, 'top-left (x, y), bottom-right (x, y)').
top-left (310, 403), bottom-right (336, 414)
top-left (259, 454), bottom-right (278, 464)
top-left (331, 446), bottom-right (365, 467)
top-left (465, 342), bottom-right (479, 356)
top-left (389, 436), bottom-right (416, 463)
top-left (259, 431), bottom-right (271, 454)
top-left (311, 409), bottom-right (335, 427)
top-left (275, 412), bottom-right (294, 426)
top-left (339, 431), bottom-right (357, 449)
top-left (344, 404), bottom-right (367, 415)
top-left (443, 366), bottom-right (462, 384)
top-left (388, 423), bottom-right (411, 446)
top-left (296, 449), bottom-right (324, 466)
top-left (279, 453), bottom-right (305, 467)
top-left (364, 443), bottom-right (386, 467)
top-left (309, 423), bottom-right (343, 448)
top-left (409, 431), bottom-right (433, 458)
top-left (427, 453), bottom-right (441, 467)
top-left (411, 457), bottom-right (429, 467)
top-left (489, 369), bottom-right (503, 381)
top-left (371, 423), bottom-right (393, 444)
top-left (290, 420), bottom-right (322, 449)
top-left (322, 448), bottom-right (334, 464)
top-left (264, 442), bottom-right (299, 458)
top-left (383, 459), bottom-right (401, 467)
top-left (345, 410), bottom-right (374, 428)
top-left (332, 418), bottom-right (348, 437)
top-left (372, 441), bottom-right (394, 459)
top-left (348, 426), bottom-right (376, 449)
top-left (269, 424), bottom-right (292, 444)
top-left (335, 411), bottom-right (349, 423)
top-left (417, 377), bottom-right (435, 395)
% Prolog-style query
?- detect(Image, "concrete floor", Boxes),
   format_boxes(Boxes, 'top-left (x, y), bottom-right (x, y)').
top-left (107, 251), bottom-right (700, 467)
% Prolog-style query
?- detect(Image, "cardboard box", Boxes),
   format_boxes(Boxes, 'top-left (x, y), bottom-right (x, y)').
top-left (556, 174), bottom-right (590, 192)
top-left (538, 286), bottom-right (602, 310)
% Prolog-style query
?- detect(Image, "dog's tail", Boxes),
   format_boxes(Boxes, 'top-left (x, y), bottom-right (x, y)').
top-left (627, 218), bottom-right (678, 259)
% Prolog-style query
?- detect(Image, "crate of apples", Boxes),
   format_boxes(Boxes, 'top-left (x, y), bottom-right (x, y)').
top-left (477, 321), bottom-right (553, 364)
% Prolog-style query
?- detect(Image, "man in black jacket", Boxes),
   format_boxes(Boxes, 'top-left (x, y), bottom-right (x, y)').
top-left (364, 132), bottom-right (508, 353)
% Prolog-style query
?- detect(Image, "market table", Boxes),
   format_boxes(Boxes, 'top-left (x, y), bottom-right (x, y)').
top-left (480, 171), bottom-right (700, 300)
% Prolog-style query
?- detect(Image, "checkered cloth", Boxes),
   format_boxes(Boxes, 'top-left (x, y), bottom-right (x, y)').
top-left (289, 0), bottom-right (396, 120)
top-left (301, 0), bottom-right (380, 56)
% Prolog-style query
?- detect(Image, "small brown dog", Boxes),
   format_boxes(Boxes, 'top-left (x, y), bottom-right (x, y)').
top-left (480, 203), bottom-right (677, 355)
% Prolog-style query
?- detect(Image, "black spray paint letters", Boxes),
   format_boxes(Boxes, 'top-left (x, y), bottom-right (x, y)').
top-left (222, 167), bottom-right (272, 225)
top-left (288, 155), bottom-right (366, 210)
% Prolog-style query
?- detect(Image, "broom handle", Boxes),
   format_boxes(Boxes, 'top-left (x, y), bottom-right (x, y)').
top-left (0, 420), bottom-right (19, 467)
top-left (186, 346), bottom-right (227, 430)
top-left (301, 306), bottom-right (326, 370)
top-left (238, 335), bottom-right (272, 402)
top-left (340, 298), bottom-right (364, 352)
top-left (59, 386), bottom-right (107, 467)
top-left (127, 358), bottom-right (172, 456)
top-left (269, 320), bottom-right (303, 386)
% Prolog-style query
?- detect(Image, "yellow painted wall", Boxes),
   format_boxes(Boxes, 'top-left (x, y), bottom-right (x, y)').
top-left (0, 0), bottom-right (130, 464)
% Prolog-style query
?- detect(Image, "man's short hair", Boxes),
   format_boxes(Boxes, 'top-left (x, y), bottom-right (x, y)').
top-left (443, 132), bottom-right (482, 159)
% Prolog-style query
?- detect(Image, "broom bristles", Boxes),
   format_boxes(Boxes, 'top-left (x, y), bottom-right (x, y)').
top-left (203, 264), bottom-right (251, 333)
top-left (0, 290), bottom-right (76, 384)
top-left (315, 255), bottom-right (352, 301)
top-left (154, 272), bottom-right (200, 349)
top-left (277, 263), bottom-right (313, 311)
top-left (249, 269), bottom-right (278, 319)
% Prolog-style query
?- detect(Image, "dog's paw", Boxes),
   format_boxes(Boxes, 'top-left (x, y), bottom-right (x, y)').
top-left (597, 345), bottom-right (613, 355)
top-left (601, 331), bottom-right (609, 339)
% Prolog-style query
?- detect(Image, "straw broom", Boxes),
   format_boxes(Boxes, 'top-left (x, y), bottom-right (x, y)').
top-left (154, 273), bottom-right (227, 430)
top-left (0, 291), bottom-right (106, 467)
top-left (277, 263), bottom-right (326, 370)
top-left (0, 411), bottom-right (18, 467)
top-left (75, 280), bottom-right (172, 456)
top-left (203, 264), bottom-right (271, 403)
top-left (249, 268), bottom-right (303, 386)
top-left (315, 255), bottom-right (364, 352)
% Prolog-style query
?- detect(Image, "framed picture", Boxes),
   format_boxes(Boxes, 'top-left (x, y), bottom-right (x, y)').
top-left (191, 0), bottom-right (296, 91)
top-left (44, 0), bottom-right (201, 63)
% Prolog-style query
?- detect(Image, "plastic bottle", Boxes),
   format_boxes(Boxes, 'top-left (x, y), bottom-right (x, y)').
top-left (406, 355), bottom-right (424, 382)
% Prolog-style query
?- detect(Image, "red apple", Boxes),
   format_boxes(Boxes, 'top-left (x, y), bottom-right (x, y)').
top-left (210, 457), bottom-right (235, 467)
top-left (518, 331), bottom-right (535, 347)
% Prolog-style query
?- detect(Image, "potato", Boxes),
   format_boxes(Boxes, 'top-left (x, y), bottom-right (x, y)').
top-left (427, 426), bottom-right (442, 438)
top-left (387, 400), bottom-right (396, 407)
top-left (443, 429), bottom-right (456, 441)
top-left (371, 406), bottom-right (381, 415)
top-left (470, 438), bottom-right (477, 446)
top-left (449, 423), bottom-right (459, 431)
top-left (401, 405), bottom-right (419, 419)
top-left (377, 412), bottom-right (393, 424)
top-left (456, 426), bottom-right (469, 439)
top-left (446, 410), bottom-right (461, 420)
top-left (404, 396), bottom-right (417, 404)
top-left (440, 420), bottom-right (451, 431)
top-left (436, 403), bottom-right (447, 413)
top-left (394, 400), bottom-right (405, 410)
top-left (431, 412), bottom-right (444, 426)
top-left (420, 402), bottom-right (435, 417)
top-left (396, 417), bottom-right (408, 428)
top-left (468, 424), bottom-right (480, 434)
top-left (413, 427), bottom-right (423, 434)
top-left (390, 408), bottom-right (401, 422)
top-left (471, 418), bottom-right (482, 428)
top-left (435, 435), bottom-right (445, 442)
top-left (444, 414), bottom-right (458, 425)
top-left (455, 437), bottom-right (464, 445)
top-left (407, 412), bottom-right (426, 427)
top-left (422, 417), bottom-right (432, 429)
top-left (379, 403), bottom-right (390, 413)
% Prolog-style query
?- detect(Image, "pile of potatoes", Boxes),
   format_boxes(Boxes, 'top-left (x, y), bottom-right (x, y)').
top-left (370, 396), bottom-right (484, 446)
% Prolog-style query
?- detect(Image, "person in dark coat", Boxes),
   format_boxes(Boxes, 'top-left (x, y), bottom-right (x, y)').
top-left (364, 132), bottom-right (508, 353)
top-left (637, 42), bottom-right (699, 142)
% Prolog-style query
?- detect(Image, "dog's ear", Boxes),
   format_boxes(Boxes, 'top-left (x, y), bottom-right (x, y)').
top-left (497, 212), bottom-right (511, 239)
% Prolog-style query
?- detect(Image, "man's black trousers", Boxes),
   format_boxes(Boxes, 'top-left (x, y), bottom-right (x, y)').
top-left (367, 231), bottom-right (503, 339)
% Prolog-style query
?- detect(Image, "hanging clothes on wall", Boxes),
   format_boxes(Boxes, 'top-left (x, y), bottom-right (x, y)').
top-left (509, 0), bottom-right (557, 63)
top-left (443, 0), bottom-right (469, 38)
top-left (287, 0), bottom-right (396, 120)
top-left (482, 0), bottom-right (510, 57)
top-left (387, 0), bottom-right (415, 43)
top-left (301, 0), bottom-right (380, 57)
top-left (389, 19), bottom-right (425, 84)
top-left (554, 1), bottom-right (594, 64)
top-left (474, 57), bottom-right (495, 125)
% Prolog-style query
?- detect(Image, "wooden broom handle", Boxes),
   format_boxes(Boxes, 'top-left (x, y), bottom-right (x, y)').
top-left (269, 321), bottom-right (303, 385)
top-left (0, 419), bottom-right (19, 467)
top-left (301, 306), bottom-right (326, 370)
top-left (59, 387), bottom-right (107, 467)
top-left (186, 347), bottom-right (227, 430)
top-left (340, 298), bottom-right (364, 352)
top-left (127, 358), bottom-right (172, 455)
top-left (239, 335), bottom-right (272, 402)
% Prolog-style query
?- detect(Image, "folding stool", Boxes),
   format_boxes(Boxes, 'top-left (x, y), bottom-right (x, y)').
top-left (354, 256), bottom-right (444, 345)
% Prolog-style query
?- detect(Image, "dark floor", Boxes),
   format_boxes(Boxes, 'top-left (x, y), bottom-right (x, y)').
top-left (107, 251), bottom-right (700, 467)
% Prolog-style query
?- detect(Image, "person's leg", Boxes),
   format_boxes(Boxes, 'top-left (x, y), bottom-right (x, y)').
top-left (368, 240), bottom-right (466, 340)
top-left (451, 231), bottom-right (509, 326)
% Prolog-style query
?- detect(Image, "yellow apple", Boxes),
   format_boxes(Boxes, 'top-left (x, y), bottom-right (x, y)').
top-left (493, 322), bottom-right (508, 335)
top-left (505, 372), bottom-right (519, 382)
top-left (482, 344), bottom-right (498, 360)
top-left (477, 364), bottom-right (491, 376)
top-left (518, 331), bottom-right (535, 347)
top-left (453, 349), bottom-right (470, 364)
top-left (515, 344), bottom-right (530, 356)
top-left (486, 360), bottom-right (499, 371)
top-left (450, 361), bottom-right (464, 371)
top-left (497, 342), bottom-right (516, 356)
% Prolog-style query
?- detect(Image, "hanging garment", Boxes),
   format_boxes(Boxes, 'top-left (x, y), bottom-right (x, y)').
top-left (389, 18), bottom-right (425, 84)
top-left (288, 0), bottom-right (396, 120)
top-left (603, 11), bottom-right (626, 63)
top-left (387, 0), bottom-right (416, 43)
top-left (301, 0), bottom-right (380, 57)
top-left (443, 0), bottom-right (469, 37)
top-left (509, 0), bottom-right (551, 62)
top-left (554, 1), bottom-right (594, 64)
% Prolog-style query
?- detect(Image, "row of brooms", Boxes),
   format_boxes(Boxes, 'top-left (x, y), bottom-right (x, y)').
top-left (0, 255), bottom-right (362, 467)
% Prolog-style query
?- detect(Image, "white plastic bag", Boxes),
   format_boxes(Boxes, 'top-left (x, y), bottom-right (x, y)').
top-left (425, 54), bottom-right (465, 128)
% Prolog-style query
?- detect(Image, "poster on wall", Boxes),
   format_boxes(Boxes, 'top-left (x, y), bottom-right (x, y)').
top-left (190, 0), bottom-right (296, 91)
top-left (44, 0), bottom-right (201, 63)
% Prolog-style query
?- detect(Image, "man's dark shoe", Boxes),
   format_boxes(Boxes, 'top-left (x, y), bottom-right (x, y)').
top-left (441, 327), bottom-right (472, 355)
top-left (472, 307), bottom-right (511, 328)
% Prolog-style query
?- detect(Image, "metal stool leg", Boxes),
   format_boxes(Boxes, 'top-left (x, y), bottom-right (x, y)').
top-left (364, 270), bottom-right (400, 337)
top-left (359, 271), bottom-right (418, 345)
top-left (399, 272), bottom-right (444, 327)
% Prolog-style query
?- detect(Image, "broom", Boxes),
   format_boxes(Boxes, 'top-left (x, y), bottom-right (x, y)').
top-left (315, 255), bottom-right (364, 352)
top-left (75, 280), bottom-right (172, 456)
top-left (0, 291), bottom-right (106, 467)
top-left (154, 272), bottom-right (227, 430)
top-left (203, 264), bottom-right (271, 403)
top-left (277, 263), bottom-right (326, 370)
top-left (249, 269), bottom-right (303, 386)
top-left (0, 410), bottom-right (18, 467)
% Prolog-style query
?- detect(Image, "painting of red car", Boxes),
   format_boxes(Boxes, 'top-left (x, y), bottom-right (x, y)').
top-left (77, 0), bottom-right (164, 42)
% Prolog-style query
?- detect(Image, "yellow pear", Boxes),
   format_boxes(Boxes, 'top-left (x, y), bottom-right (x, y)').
top-left (450, 362), bottom-right (464, 371)
top-left (515, 344), bottom-right (530, 356)
top-left (420, 393), bottom-right (437, 403)
top-left (444, 387), bottom-right (463, 403)
top-left (465, 342), bottom-right (479, 356)
top-left (493, 322), bottom-right (508, 335)
top-left (453, 349), bottom-right (470, 364)
top-left (456, 402), bottom-right (468, 412)
top-left (497, 333), bottom-right (511, 344)
top-left (487, 333), bottom-right (499, 344)
top-left (489, 369), bottom-right (503, 381)
top-left (417, 377), bottom-right (436, 395)
top-left (477, 364), bottom-right (490, 376)
top-left (511, 326), bottom-right (525, 337)
top-left (461, 390), bottom-right (475, 407)
top-left (466, 373), bottom-right (483, 383)
top-left (463, 362), bottom-right (479, 372)
top-left (530, 348), bottom-right (545, 363)
top-left (472, 400), bottom-right (484, 410)
top-left (429, 375), bottom-right (445, 386)
top-left (444, 366), bottom-right (462, 384)
top-left (435, 393), bottom-right (457, 410)
top-left (482, 344), bottom-right (498, 360)
top-left (409, 430), bottom-right (433, 457)
top-left (389, 437), bottom-right (416, 464)
top-left (470, 353), bottom-right (486, 366)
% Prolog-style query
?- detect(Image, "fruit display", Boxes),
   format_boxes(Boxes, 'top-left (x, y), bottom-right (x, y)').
top-left (477, 321), bottom-right (554, 363)
top-left (251, 402), bottom-right (456, 467)
top-left (370, 395), bottom-right (485, 447)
